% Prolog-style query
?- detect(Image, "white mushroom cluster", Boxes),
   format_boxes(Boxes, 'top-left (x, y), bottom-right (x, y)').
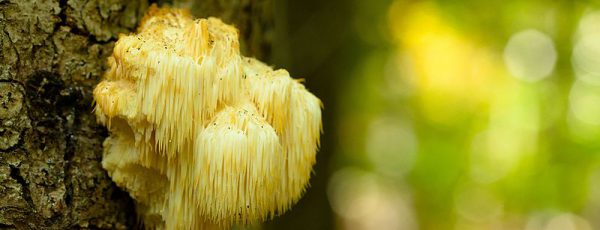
top-left (93, 5), bottom-right (322, 229)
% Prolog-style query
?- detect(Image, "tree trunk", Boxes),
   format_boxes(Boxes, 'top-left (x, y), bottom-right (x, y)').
top-left (0, 0), bottom-right (272, 228)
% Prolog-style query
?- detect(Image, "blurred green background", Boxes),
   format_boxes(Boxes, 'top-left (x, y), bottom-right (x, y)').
top-left (264, 0), bottom-right (600, 229)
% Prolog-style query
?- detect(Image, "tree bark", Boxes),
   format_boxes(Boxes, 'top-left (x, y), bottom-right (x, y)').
top-left (0, 0), bottom-right (272, 228)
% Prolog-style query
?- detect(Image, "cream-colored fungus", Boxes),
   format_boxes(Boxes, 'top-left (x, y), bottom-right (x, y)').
top-left (93, 5), bottom-right (322, 230)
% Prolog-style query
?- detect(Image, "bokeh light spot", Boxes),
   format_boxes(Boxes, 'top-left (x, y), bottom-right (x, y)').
top-left (327, 168), bottom-right (417, 230)
top-left (365, 117), bottom-right (417, 178)
top-left (573, 11), bottom-right (600, 85)
top-left (454, 184), bottom-right (503, 223)
top-left (569, 80), bottom-right (600, 126)
top-left (503, 29), bottom-right (557, 82)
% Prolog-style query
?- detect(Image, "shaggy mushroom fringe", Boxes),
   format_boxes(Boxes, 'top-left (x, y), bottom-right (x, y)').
top-left (93, 5), bottom-right (322, 229)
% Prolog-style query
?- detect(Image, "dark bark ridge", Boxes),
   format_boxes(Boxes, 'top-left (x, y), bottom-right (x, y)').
top-left (0, 0), bottom-right (147, 228)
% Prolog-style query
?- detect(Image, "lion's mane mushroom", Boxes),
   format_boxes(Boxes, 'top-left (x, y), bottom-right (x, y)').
top-left (92, 5), bottom-right (322, 229)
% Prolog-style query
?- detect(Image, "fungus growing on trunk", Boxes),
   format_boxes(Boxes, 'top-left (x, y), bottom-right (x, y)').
top-left (92, 5), bottom-right (322, 229)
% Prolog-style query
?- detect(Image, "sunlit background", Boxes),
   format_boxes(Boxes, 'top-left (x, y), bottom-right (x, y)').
top-left (263, 0), bottom-right (600, 229)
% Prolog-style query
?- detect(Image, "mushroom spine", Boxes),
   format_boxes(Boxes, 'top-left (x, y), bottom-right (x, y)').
top-left (93, 5), bottom-right (322, 229)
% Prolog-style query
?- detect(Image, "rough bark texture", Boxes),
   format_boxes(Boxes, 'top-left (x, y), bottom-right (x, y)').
top-left (0, 0), bottom-right (272, 228)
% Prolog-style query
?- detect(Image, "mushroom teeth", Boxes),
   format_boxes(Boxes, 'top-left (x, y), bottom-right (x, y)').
top-left (92, 4), bottom-right (322, 229)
